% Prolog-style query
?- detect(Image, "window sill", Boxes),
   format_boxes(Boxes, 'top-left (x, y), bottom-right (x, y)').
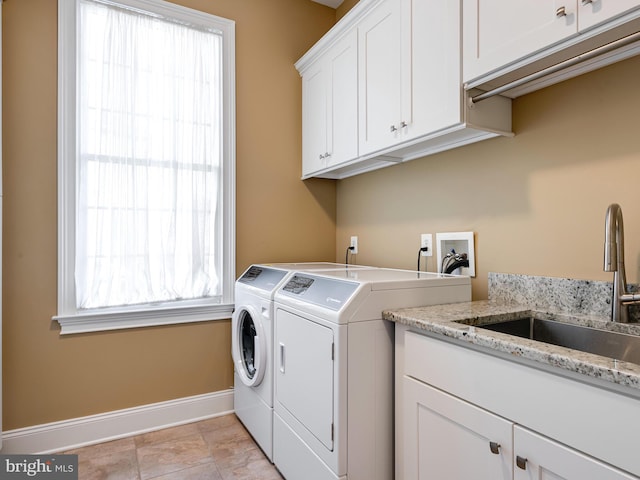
top-left (53, 303), bottom-right (234, 335)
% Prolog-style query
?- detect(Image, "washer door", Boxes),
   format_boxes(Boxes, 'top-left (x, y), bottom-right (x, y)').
top-left (232, 306), bottom-right (267, 387)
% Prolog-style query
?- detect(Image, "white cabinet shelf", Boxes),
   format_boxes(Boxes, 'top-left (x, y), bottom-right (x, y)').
top-left (296, 0), bottom-right (512, 180)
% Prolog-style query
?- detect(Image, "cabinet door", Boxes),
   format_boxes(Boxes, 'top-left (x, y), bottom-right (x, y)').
top-left (403, 376), bottom-right (513, 480)
top-left (463, 0), bottom-right (578, 82)
top-left (302, 61), bottom-right (328, 177)
top-left (513, 426), bottom-right (637, 480)
top-left (358, 0), bottom-right (402, 155)
top-left (327, 30), bottom-right (358, 168)
top-left (578, 0), bottom-right (640, 31)
top-left (402, 0), bottom-right (461, 141)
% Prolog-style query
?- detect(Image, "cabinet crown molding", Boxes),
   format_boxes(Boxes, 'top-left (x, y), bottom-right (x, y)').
top-left (295, 0), bottom-right (382, 74)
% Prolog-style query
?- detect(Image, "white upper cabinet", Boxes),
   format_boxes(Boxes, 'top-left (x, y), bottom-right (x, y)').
top-left (302, 62), bottom-right (329, 176)
top-left (328, 32), bottom-right (359, 169)
top-left (578, 0), bottom-right (640, 31)
top-left (404, 0), bottom-right (462, 141)
top-left (463, 0), bottom-right (578, 83)
top-left (301, 30), bottom-right (358, 178)
top-left (359, 0), bottom-right (464, 155)
top-left (463, 0), bottom-right (640, 87)
top-left (358, 0), bottom-right (402, 155)
top-left (296, 0), bottom-right (512, 180)
top-left (297, 0), bottom-right (640, 178)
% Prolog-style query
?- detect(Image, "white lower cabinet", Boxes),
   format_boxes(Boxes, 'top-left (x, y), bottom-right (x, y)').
top-left (397, 324), bottom-right (640, 480)
top-left (403, 376), bottom-right (512, 480)
top-left (513, 426), bottom-right (637, 480)
top-left (403, 376), bottom-right (636, 480)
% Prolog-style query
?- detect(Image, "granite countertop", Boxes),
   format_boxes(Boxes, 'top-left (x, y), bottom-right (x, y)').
top-left (383, 300), bottom-right (640, 392)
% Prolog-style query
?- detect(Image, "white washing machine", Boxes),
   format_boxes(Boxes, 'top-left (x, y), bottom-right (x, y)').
top-left (272, 268), bottom-right (471, 480)
top-left (233, 264), bottom-right (290, 461)
top-left (232, 262), bottom-right (374, 461)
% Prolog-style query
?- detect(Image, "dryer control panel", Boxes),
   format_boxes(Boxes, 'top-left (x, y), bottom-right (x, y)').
top-left (279, 274), bottom-right (359, 311)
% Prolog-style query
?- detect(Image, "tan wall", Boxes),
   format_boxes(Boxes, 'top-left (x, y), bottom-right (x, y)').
top-left (2, 0), bottom-right (336, 430)
top-left (337, 0), bottom-right (359, 19)
top-left (337, 56), bottom-right (640, 301)
top-left (7, 0), bottom-right (637, 435)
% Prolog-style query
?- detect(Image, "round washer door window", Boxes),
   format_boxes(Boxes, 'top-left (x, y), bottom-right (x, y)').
top-left (232, 306), bottom-right (267, 387)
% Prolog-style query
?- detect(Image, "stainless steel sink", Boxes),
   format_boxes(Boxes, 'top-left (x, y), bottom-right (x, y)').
top-left (461, 317), bottom-right (640, 364)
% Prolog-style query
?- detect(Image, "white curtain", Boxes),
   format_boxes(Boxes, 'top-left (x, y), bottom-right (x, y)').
top-left (77, 0), bottom-right (223, 309)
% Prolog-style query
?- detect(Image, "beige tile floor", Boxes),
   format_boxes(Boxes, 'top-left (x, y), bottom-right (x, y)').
top-left (63, 414), bottom-right (283, 480)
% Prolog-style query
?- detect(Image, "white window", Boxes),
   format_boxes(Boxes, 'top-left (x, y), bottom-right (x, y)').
top-left (56, 0), bottom-right (235, 334)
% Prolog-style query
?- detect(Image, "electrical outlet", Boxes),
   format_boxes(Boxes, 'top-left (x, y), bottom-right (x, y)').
top-left (350, 236), bottom-right (358, 255)
top-left (420, 234), bottom-right (433, 257)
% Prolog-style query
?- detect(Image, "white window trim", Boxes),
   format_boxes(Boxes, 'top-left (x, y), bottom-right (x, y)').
top-left (55, 0), bottom-right (236, 335)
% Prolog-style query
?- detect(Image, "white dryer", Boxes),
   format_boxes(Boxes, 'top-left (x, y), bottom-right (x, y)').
top-left (232, 262), bottom-right (372, 461)
top-left (272, 268), bottom-right (471, 480)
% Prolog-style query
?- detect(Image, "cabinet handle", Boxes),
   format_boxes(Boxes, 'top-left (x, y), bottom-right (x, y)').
top-left (390, 125), bottom-right (398, 132)
top-left (581, 0), bottom-right (593, 4)
top-left (489, 442), bottom-right (500, 454)
top-left (400, 121), bottom-right (408, 128)
top-left (319, 153), bottom-right (325, 160)
top-left (556, 6), bottom-right (567, 17)
top-left (516, 456), bottom-right (528, 470)
top-left (325, 152), bottom-right (331, 158)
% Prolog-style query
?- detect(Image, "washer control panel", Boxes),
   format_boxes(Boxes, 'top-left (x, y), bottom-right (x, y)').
top-left (238, 265), bottom-right (288, 291)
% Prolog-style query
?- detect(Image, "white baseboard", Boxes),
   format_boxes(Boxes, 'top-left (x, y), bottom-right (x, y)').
top-left (1, 389), bottom-right (234, 454)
